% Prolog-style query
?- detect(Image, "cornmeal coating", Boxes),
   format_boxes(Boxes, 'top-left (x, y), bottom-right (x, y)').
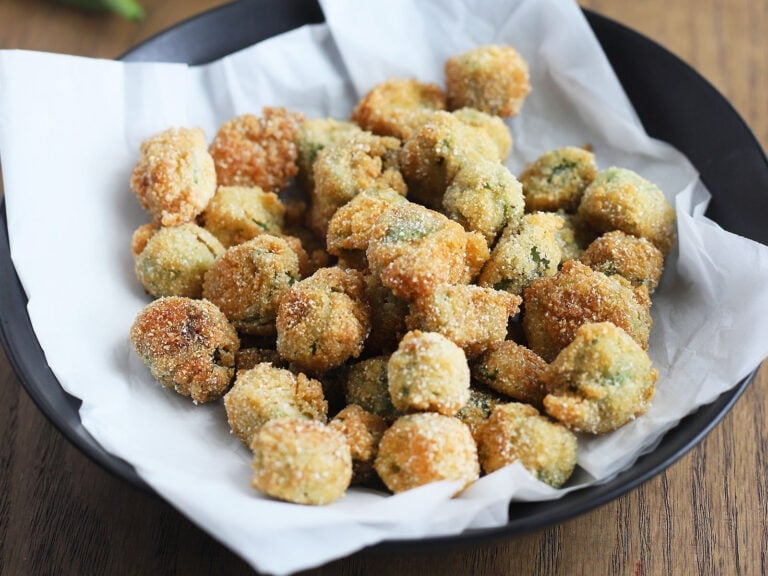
top-left (129, 297), bottom-right (239, 404)
top-left (387, 330), bottom-right (470, 416)
top-left (351, 78), bottom-right (446, 141)
top-left (472, 340), bottom-right (548, 407)
top-left (250, 418), bottom-right (351, 505)
top-left (478, 212), bottom-right (563, 295)
top-left (445, 45), bottom-right (531, 117)
top-left (345, 356), bottom-right (404, 422)
top-left (399, 111), bottom-right (501, 209)
top-left (200, 185), bottom-right (285, 248)
top-left (478, 402), bottom-right (577, 488)
top-left (329, 404), bottom-right (389, 484)
top-left (519, 147), bottom-right (598, 212)
top-left (452, 107), bottom-right (513, 161)
top-left (406, 285), bottom-right (521, 358)
top-left (202, 235), bottom-right (300, 336)
top-left (276, 267), bottom-right (371, 373)
top-left (132, 222), bottom-right (224, 299)
top-left (224, 363), bottom-right (327, 446)
top-left (235, 348), bottom-right (284, 371)
top-left (367, 202), bottom-right (489, 301)
top-left (443, 160), bottom-right (525, 245)
top-left (310, 132), bottom-right (406, 237)
top-left (544, 322), bottom-right (658, 434)
top-left (456, 386), bottom-right (506, 442)
top-left (578, 167), bottom-right (676, 254)
top-left (130, 127), bottom-right (216, 226)
top-left (296, 118), bottom-right (363, 192)
top-left (363, 273), bottom-right (409, 354)
top-left (580, 230), bottom-right (665, 293)
top-left (374, 413), bottom-right (479, 494)
top-left (209, 108), bottom-right (304, 191)
top-left (522, 260), bottom-right (652, 362)
top-left (555, 211), bottom-right (597, 263)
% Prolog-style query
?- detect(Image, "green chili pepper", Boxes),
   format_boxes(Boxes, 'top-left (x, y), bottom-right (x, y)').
top-left (56, 0), bottom-right (145, 20)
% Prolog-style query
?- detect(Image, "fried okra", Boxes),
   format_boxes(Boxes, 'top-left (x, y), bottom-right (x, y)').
top-left (478, 402), bottom-right (577, 488)
top-left (387, 330), bottom-right (470, 416)
top-left (351, 78), bottom-right (446, 141)
top-left (235, 348), bottom-right (285, 371)
top-left (367, 202), bottom-right (490, 301)
top-left (250, 418), bottom-right (351, 505)
top-left (443, 160), bottom-right (525, 245)
top-left (580, 230), bottom-right (665, 293)
top-left (578, 167), bottom-right (676, 254)
top-left (199, 185), bottom-right (285, 248)
top-left (202, 235), bottom-right (300, 336)
top-left (399, 111), bottom-right (502, 209)
top-left (519, 147), bottom-right (598, 212)
top-left (223, 363), bottom-right (327, 445)
top-left (456, 386), bottom-right (505, 442)
top-left (472, 341), bottom-right (548, 407)
top-left (129, 297), bottom-right (239, 403)
top-left (544, 322), bottom-right (658, 434)
top-left (276, 267), bottom-right (371, 373)
top-left (310, 132), bottom-right (406, 237)
top-left (522, 260), bottom-right (652, 361)
top-left (452, 107), bottom-right (513, 161)
top-left (296, 118), bottom-right (363, 192)
top-left (478, 212), bottom-right (563, 295)
top-left (209, 108), bottom-right (304, 191)
top-left (374, 413), bottom-right (479, 494)
top-left (130, 127), bottom-right (216, 226)
top-left (363, 274), bottom-right (409, 353)
top-left (344, 356), bottom-right (404, 422)
top-left (329, 404), bottom-right (389, 484)
top-left (445, 45), bottom-right (531, 117)
top-left (555, 211), bottom-right (596, 263)
top-left (132, 223), bottom-right (224, 299)
top-left (406, 285), bottom-right (521, 358)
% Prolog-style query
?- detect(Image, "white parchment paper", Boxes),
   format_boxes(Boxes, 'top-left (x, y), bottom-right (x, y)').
top-left (2, 0), bottom-right (768, 573)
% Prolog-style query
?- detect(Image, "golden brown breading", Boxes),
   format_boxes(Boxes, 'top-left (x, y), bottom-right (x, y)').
top-left (580, 230), bottom-right (665, 293)
top-left (519, 147), bottom-right (598, 212)
top-left (344, 356), bottom-right (404, 422)
top-left (445, 45), bottom-right (531, 117)
top-left (451, 107), bottom-right (513, 161)
top-left (455, 386), bottom-right (506, 443)
top-left (374, 413), bottom-right (479, 494)
top-left (199, 185), bottom-right (285, 248)
top-left (554, 211), bottom-right (597, 263)
top-left (129, 296), bottom-right (239, 403)
top-left (130, 127), bottom-right (217, 226)
top-left (235, 348), bottom-right (284, 371)
top-left (296, 118), bottom-right (363, 192)
top-left (543, 322), bottom-right (658, 434)
top-left (472, 340), bottom-right (549, 407)
top-left (522, 260), bottom-right (653, 361)
top-left (329, 404), bottom-right (389, 484)
top-left (209, 108), bottom-right (304, 191)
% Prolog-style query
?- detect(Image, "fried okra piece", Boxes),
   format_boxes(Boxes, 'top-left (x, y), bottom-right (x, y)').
top-left (223, 363), bottom-right (327, 445)
top-left (452, 107), bottom-right (513, 161)
top-left (522, 260), bottom-right (652, 361)
top-left (445, 45), bottom-right (531, 117)
top-left (329, 404), bottom-right (389, 484)
top-left (387, 330), bottom-right (470, 416)
top-left (443, 160), bottom-right (525, 245)
top-left (399, 111), bottom-right (501, 209)
top-left (345, 356), bottom-right (404, 422)
top-left (472, 341), bottom-right (548, 407)
top-left (580, 230), bottom-right (665, 293)
top-left (478, 212), bottom-right (563, 295)
top-left (296, 118), bottom-right (363, 192)
top-left (132, 223), bottom-right (224, 299)
top-left (374, 413), bottom-right (479, 494)
top-left (578, 167), bottom-right (676, 254)
top-left (555, 211), bottom-right (597, 263)
top-left (235, 348), bottom-right (285, 371)
top-left (250, 418), bottom-right (352, 505)
top-left (310, 132), bottom-right (406, 237)
top-left (130, 127), bottom-right (216, 226)
top-left (544, 322), bottom-right (658, 434)
top-left (351, 78), bottom-right (447, 141)
top-left (363, 274), bottom-right (409, 354)
top-left (456, 386), bottom-right (506, 443)
top-left (276, 267), bottom-right (370, 373)
top-left (209, 108), bottom-right (304, 191)
top-left (519, 147), bottom-right (598, 212)
top-left (367, 202), bottom-right (489, 301)
top-left (129, 297), bottom-right (239, 403)
top-left (199, 185), bottom-right (285, 248)
top-left (202, 235), bottom-right (300, 336)
top-left (478, 402), bottom-right (577, 488)
top-left (406, 285), bottom-right (521, 358)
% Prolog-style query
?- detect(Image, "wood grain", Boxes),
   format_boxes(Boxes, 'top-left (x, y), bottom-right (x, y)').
top-left (1, 0), bottom-right (766, 574)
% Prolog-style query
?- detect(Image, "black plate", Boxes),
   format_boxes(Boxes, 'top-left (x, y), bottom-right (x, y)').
top-left (1, 0), bottom-right (766, 554)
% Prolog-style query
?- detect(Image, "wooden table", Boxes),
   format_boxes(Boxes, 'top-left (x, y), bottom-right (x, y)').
top-left (1, 1), bottom-right (766, 574)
